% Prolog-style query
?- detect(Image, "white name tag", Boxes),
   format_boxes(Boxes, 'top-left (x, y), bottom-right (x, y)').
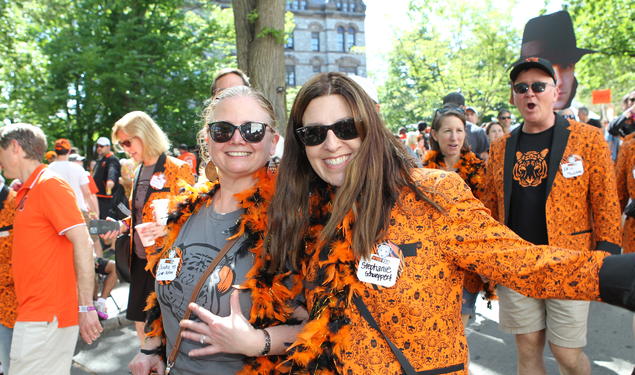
top-left (561, 155), bottom-right (584, 179)
top-left (0, 231), bottom-right (8, 238)
top-left (632, 168), bottom-right (635, 179)
top-left (357, 242), bottom-right (401, 287)
top-left (156, 257), bottom-right (180, 281)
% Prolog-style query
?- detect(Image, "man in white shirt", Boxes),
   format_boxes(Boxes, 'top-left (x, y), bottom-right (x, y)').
top-left (49, 139), bottom-right (101, 255)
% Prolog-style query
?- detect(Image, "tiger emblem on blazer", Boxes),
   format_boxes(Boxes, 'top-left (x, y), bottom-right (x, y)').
top-left (513, 149), bottom-right (549, 187)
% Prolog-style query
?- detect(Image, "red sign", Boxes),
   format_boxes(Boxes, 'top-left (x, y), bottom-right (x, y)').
top-left (592, 89), bottom-right (611, 104)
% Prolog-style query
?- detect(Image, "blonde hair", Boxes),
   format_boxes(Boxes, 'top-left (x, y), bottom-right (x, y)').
top-left (111, 111), bottom-right (170, 160)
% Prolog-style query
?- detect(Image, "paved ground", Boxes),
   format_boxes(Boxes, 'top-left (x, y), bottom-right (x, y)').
top-left (71, 283), bottom-right (635, 374)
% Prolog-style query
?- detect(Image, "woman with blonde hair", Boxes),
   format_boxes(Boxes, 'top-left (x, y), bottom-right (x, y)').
top-left (128, 88), bottom-right (305, 375)
top-left (106, 111), bottom-right (195, 343)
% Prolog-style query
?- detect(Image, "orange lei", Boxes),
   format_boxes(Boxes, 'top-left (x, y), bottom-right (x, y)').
top-left (422, 150), bottom-right (485, 199)
top-left (143, 168), bottom-right (302, 373)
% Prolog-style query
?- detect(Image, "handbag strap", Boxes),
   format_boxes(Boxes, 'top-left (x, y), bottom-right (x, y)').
top-left (353, 294), bottom-right (416, 375)
top-left (165, 235), bottom-right (240, 373)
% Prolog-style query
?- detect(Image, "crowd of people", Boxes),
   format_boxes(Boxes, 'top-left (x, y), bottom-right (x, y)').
top-left (0, 57), bottom-right (634, 375)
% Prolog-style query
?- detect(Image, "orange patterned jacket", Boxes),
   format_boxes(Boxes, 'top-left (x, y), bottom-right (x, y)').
top-left (615, 138), bottom-right (635, 253)
top-left (287, 169), bottom-right (609, 375)
top-left (0, 185), bottom-right (17, 328)
top-left (122, 154), bottom-right (195, 264)
top-left (483, 117), bottom-right (621, 254)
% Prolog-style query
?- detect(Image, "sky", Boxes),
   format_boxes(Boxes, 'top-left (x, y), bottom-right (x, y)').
top-left (363, 0), bottom-right (564, 85)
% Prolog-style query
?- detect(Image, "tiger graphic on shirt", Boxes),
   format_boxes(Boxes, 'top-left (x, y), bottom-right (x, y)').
top-left (513, 148), bottom-right (549, 187)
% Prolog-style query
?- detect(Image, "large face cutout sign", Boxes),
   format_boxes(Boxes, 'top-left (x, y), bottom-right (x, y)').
top-left (518, 10), bottom-right (595, 110)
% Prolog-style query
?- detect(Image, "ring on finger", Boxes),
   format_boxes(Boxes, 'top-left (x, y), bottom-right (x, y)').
top-left (200, 335), bottom-right (207, 345)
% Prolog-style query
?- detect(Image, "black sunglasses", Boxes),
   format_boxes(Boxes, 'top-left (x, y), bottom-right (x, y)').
top-left (207, 121), bottom-right (269, 143)
top-left (512, 82), bottom-right (553, 94)
top-left (117, 138), bottom-right (134, 148)
top-left (499, 116), bottom-right (512, 120)
top-left (295, 118), bottom-right (358, 146)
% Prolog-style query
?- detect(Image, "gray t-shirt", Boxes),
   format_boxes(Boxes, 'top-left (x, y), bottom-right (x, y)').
top-left (156, 205), bottom-right (254, 375)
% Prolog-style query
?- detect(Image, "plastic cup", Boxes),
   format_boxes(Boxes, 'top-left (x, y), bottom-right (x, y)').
top-left (152, 199), bottom-right (170, 226)
top-left (135, 223), bottom-right (156, 247)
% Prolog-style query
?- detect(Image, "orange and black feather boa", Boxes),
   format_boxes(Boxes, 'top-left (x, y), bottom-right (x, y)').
top-left (280, 186), bottom-right (364, 374)
top-left (143, 168), bottom-right (303, 374)
top-left (422, 150), bottom-right (485, 198)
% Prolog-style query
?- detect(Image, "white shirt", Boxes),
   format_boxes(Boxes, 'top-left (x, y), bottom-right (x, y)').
top-left (49, 160), bottom-right (90, 211)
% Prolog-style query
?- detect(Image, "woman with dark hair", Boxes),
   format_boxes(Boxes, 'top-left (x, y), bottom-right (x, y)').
top-left (485, 121), bottom-right (505, 145)
top-left (422, 107), bottom-right (489, 327)
top-left (260, 72), bottom-right (634, 374)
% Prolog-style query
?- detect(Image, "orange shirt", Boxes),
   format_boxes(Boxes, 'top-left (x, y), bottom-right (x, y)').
top-left (0, 186), bottom-right (17, 328)
top-left (13, 164), bottom-right (85, 327)
top-left (178, 152), bottom-right (197, 175)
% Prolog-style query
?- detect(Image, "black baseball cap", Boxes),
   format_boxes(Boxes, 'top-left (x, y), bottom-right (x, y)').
top-left (442, 92), bottom-right (465, 106)
top-left (510, 57), bottom-right (557, 82)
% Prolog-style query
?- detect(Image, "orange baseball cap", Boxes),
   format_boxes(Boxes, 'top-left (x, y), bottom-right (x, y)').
top-left (54, 138), bottom-right (72, 151)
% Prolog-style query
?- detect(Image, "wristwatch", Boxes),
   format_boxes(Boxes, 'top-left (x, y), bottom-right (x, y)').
top-left (140, 347), bottom-right (161, 356)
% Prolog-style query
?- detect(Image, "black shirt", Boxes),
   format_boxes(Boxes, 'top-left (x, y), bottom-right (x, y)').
top-left (508, 125), bottom-right (555, 245)
top-left (93, 152), bottom-right (121, 197)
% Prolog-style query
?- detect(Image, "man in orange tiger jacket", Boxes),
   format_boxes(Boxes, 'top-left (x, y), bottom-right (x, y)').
top-left (483, 57), bottom-right (622, 375)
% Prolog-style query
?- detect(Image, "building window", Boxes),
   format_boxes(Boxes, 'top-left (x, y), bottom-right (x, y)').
top-left (340, 66), bottom-right (357, 75)
top-left (312, 64), bottom-right (321, 73)
top-left (336, 0), bottom-right (342, 10)
top-left (337, 27), bottom-right (345, 52)
top-left (286, 65), bottom-right (296, 86)
top-left (285, 32), bottom-right (294, 50)
top-left (311, 32), bottom-right (320, 52)
top-left (300, 0), bottom-right (307, 9)
top-left (346, 27), bottom-right (356, 51)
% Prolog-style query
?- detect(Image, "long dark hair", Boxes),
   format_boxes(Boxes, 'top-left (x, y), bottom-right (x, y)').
top-left (265, 72), bottom-right (439, 272)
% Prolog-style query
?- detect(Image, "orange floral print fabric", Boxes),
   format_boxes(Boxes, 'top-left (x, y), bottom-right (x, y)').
top-left (290, 169), bottom-right (608, 375)
top-left (615, 138), bottom-right (635, 253)
top-left (0, 188), bottom-right (17, 328)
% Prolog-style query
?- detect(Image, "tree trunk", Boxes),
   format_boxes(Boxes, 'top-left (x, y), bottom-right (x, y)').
top-left (232, 0), bottom-right (287, 134)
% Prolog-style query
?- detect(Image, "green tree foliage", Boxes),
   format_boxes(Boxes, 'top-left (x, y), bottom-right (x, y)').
top-left (0, 0), bottom-right (235, 156)
top-left (381, 0), bottom-right (520, 130)
top-left (563, 0), bottom-right (634, 110)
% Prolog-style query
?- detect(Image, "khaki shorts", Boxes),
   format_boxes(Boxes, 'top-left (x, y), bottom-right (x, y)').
top-left (497, 286), bottom-right (589, 348)
top-left (10, 316), bottom-right (79, 375)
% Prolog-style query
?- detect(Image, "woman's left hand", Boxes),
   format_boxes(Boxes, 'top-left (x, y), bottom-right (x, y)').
top-left (180, 289), bottom-right (264, 357)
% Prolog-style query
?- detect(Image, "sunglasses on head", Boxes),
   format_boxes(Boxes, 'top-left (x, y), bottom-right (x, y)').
top-left (512, 81), bottom-right (553, 94)
top-left (436, 106), bottom-right (465, 115)
top-left (295, 118), bottom-right (358, 146)
top-left (207, 121), bottom-right (269, 143)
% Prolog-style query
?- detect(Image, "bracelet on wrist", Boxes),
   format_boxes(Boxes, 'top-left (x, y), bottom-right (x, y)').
top-left (78, 305), bottom-right (96, 313)
top-left (140, 347), bottom-right (161, 356)
top-left (260, 329), bottom-right (271, 356)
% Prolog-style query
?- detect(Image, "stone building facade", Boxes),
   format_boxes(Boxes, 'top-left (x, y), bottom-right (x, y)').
top-left (215, 0), bottom-right (367, 86)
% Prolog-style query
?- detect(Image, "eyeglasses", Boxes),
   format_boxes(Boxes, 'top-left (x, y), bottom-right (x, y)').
top-left (207, 121), bottom-right (269, 143)
top-left (96, 144), bottom-right (105, 148)
top-left (295, 118), bottom-right (358, 146)
top-left (512, 82), bottom-right (554, 94)
top-left (118, 138), bottom-right (134, 148)
top-left (499, 116), bottom-right (512, 120)
top-left (562, 114), bottom-right (576, 120)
